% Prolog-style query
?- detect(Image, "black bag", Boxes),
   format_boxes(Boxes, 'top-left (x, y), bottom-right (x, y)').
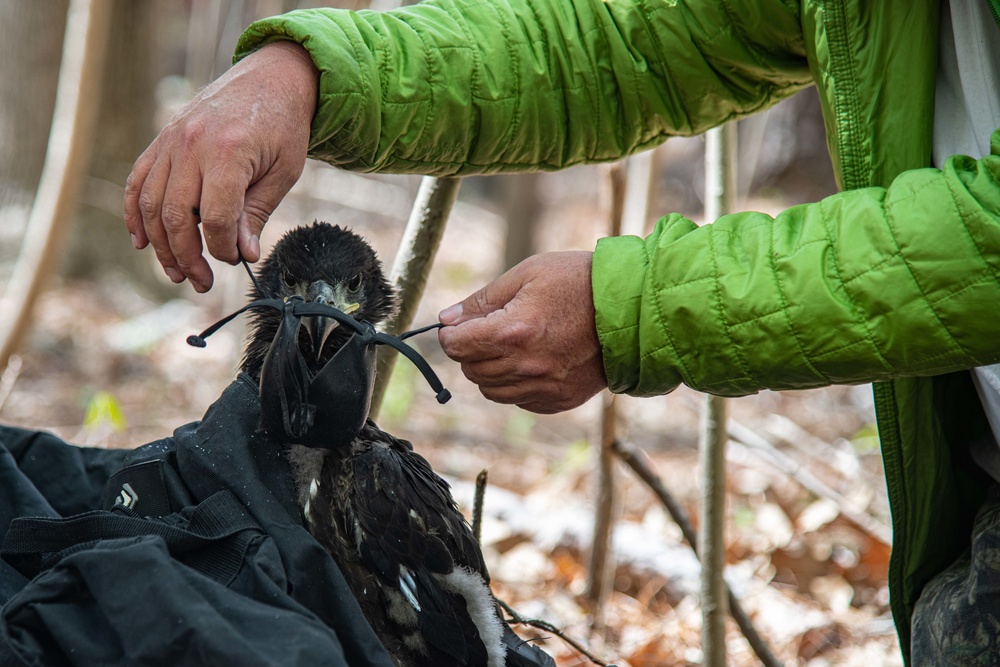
top-left (0, 376), bottom-right (395, 667)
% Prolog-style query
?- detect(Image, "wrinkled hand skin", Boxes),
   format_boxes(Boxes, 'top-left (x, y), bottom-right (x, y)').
top-left (438, 251), bottom-right (608, 414)
top-left (124, 41), bottom-right (318, 292)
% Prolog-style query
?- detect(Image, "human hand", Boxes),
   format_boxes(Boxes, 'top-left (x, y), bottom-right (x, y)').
top-left (124, 41), bottom-right (318, 292)
top-left (437, 251), bottom-right (607, 414)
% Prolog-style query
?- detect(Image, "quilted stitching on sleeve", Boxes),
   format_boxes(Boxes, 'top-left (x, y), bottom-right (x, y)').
top-left (594, 147), bottom-right (1000, 398)
top-left (236, 0), bottom-right (810, 175)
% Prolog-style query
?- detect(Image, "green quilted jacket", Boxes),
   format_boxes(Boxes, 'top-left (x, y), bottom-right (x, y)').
top-left (237, 0), bottom-right (1000, 660)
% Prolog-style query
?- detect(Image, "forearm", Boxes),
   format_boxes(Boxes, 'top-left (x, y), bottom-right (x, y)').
top-left (235, 0), bottom-right (812, 175)
top-left (596, 140), bottom-right (1000, 397)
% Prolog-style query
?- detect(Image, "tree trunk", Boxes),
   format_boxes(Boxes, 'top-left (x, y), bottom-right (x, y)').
top-left (499, 172), bottom-right (541, 272)
top-left (0, 0), bottom-right (114, 371)
top-left (0, 2), bottom-right (69, 275)
top-left (63, 0), bottom-right (180, 297)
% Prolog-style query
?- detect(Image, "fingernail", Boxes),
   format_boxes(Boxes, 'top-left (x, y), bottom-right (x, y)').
top-left (130, 233), bottom-right (141, 249)
top-left (439, 303), bottom-right (463, 324)
top-left (165, 267), bottom-right (183, 283)
top-left (249, 235), bottom-right (260, 260)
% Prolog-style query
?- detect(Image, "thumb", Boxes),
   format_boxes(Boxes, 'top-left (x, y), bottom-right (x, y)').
top-left (439, 268), bottom-right (526, 325)
top-left (236, 208), bottom-right (265, 263)
top-left (236, 175), bottom-right (289, 262)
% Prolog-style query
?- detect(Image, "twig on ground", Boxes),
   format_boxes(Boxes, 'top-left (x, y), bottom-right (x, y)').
top-left (612, 438), bottom-right (785, 667)
top-left (763, 413), bottom-right (854, 471)
top-left (727, 421), bottom-right (892, 545)
top-left (471, 455), bottom-right (608, 664)
top-left (762, 413), bottom-right (886, 497)
top-left (588, 391), bottom-right (620, 619)
top-left (472, 469), bottom-right (488, 543)
top-left (498, 598), bottom-right (613, 667)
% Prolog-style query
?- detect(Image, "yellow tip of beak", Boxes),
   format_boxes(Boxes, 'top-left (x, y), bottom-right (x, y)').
top-left (342, 302), bottom-right (360, 315)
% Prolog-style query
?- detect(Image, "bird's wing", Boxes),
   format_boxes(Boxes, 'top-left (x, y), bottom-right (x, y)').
top-left (352, 425), bottom-right (487, 578)
top-left (349, 426), bottom-right (499, 665)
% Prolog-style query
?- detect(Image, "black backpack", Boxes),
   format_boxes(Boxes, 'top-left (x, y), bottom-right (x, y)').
top-left (0, 376), bottom-right (395, 666)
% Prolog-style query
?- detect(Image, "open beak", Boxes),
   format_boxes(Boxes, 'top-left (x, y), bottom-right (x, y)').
top-left (303, 280), bottom-right (360, 362)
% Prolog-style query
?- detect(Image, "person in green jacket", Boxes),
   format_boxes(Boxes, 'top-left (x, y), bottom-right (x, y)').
top-left (123, 1), bottom-right (1000, 663)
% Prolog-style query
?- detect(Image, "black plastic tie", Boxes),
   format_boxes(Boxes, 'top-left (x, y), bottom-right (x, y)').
top-left (188, 298), bottom-right (451, 404)
top-left (241, 256), bottom-right (266, 298)
top-left (398, 322), bottom-right (445, 340)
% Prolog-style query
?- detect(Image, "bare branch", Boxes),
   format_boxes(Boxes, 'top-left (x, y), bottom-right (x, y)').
top-left (472, 469), bottom-right (488, 543)
top-left (612, 438), bottom-right (785, 667)
top-left (727, 420), bottom-right (891, 545)
top-left (699, 392), bottom-right (729, 667)
top-left (586, 163), bottom-right (627, 617)
top-left (498, 598), bottom-right (613, 667)
top-left (700, 122), bottom-right (738, 667)
top-left (587, 391), bottom-right (620, 615)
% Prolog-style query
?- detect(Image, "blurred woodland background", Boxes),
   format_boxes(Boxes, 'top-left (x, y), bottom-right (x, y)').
top-left (0, 1), bottom-right (899, 665)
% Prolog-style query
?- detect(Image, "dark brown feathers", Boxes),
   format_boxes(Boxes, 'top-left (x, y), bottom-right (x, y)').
top-left (240, 222), bottom-right (395, 380)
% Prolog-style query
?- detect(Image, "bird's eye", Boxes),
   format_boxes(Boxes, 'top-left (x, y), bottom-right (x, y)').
top-left (347, 274), bottom-right (362, 291)
top-left (282, 271), bottom-right (296, 288)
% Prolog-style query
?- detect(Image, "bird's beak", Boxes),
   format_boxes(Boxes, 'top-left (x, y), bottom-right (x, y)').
top-left (303, 280), bottom-right (360, 362)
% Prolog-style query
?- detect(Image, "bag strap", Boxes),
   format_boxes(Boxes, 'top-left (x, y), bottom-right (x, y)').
top-left (1, 490), bottom-right (260, 585)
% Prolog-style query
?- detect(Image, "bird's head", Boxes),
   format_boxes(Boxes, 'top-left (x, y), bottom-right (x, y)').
top-left (240, 222), bottom-right (395, 380)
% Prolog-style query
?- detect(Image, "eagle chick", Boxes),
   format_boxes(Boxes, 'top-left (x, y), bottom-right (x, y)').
top-left (239, 222), bottom-right (549, 667)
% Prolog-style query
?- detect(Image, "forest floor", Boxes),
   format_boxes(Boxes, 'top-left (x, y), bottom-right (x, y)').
top-left (1, 157), bottom-right (902, 666)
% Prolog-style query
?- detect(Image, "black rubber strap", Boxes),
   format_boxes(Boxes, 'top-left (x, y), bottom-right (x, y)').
top-left (188, 300), bottom-right (450, 403)
top-left (186, 298), bottom-right (285, 347)
top-left (398, 321), bottom-right (444, 341)
top-left (374, 329), bottom-right (451, 404)
top-left (288, 301), bottom-right (371, 337)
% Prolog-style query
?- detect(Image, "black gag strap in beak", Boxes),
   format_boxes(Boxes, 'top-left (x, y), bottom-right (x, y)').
top-left (188, 296), bottom-right (450, 449)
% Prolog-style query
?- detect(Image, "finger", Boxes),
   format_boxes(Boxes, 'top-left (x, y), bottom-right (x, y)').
top-left (438, 315), bottom-right (515, 363)
top-left (439, 265), bottom-right (528, 325)
top-left (517, 379), bottom-right (605, 414)
top-left (475, 383), bottom-right (525, 406)
top-left (236, 170), bottom-right (293, 262)
top-left (458, 356), bottom-right (553, 387)
top-left (124, 149), bottom-right (155, 249)
top-left (199, 160), bottom-right (252, 265)
top-left (161, 160), bottom-right (214, 291)
top-left (475, 381), bottom-right (564, 410)
top-left (136, 155), bottom-right (185, 283)
top-left (237, 220), bottom-right (262, 264)
top-left (458, 358), bottom-right (515, 384)
top-left (515, 402), bottom-right (564, 415)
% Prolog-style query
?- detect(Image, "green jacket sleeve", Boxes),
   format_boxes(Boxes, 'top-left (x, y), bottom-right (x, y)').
top-left (235, 0), bottom-right (811, 175)
top-left (595, 131), bottom-right (1000, 397)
